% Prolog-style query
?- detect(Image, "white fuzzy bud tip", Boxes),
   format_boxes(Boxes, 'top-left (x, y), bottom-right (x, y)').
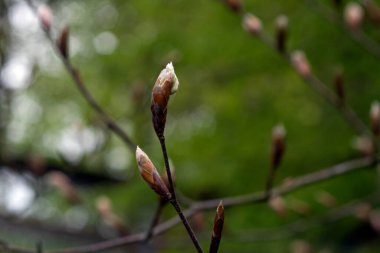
top-left (276, 15), bottom-right (288, 30)
top-left (345, 2), bottom-right (364, 29)
top-left (164, 62), bottom-right (179, 94)
top-left (273, 124), bottom-right (286, 140)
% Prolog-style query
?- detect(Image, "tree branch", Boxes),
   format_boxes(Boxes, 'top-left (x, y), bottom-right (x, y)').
top-left (39, 156), bottom-right (374, 253)
top-left (307, 0), bottom-right (380, 60)
top-left (25, 0), bottom-right (136, 152)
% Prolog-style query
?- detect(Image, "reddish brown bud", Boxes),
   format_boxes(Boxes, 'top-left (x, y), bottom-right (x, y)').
top-left (269, 196), bottom-right (288, 217)
top-left (209, 201), bottom-right (224, 253)
top-left (334, 68), bottom-right (345, 105)
top-left (37, 5), bottom-right (53, 32)
top-left (271, 124), bottom-right (286, 170)
top-left (290, 240), bottom-right (311, 253)
top-left (355, 202), bottom-right (372, 220)
top-left (57, 26), bottom-right (69, 59)
top-left (191, 211), bottom-right (206, 232)
top-left (315, 191), bottom-right (336, 207)
top-left (291, 51), bottom-right (311, 78)
top-left (290, 199), bottom-right (311, 215)
top-left (353, 136), bottom-right (374, 156)
top-left (242, 13), bottom-right (262, 35)
top-left (275, 15), bottom-right (288, 53)
top-left (363, 0), bottom-right (380, 24)
top-left (369, 209), bottom-right (380, 232)
top-left (47, 171), bottom-right (81, 204)
top-left (345, 2), bottom-right (364, 29)
top-left (96, 196), bottom-right (128, 235)
top-left (224, 0), bottom-right (243, 12)
top-left (151, 63), bottom-right (179, 139)
top-left (136, 147), bottom-right (171, 201)
top-left (370, 101), bottom-right (380, 136)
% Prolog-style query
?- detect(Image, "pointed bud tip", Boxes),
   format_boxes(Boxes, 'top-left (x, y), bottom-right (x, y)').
top-left (273, 124), bottom-right (286, 139)
top-left (217, 201), bottom-right (224, 216)
top-left (345, 2), bottom-right (364, 29)
top-left (163, 62), bottom-right (179, 94)
top-left (370, 101), bottom-right (380, 115)
top-left (275, 15), bottom-right (288, 30)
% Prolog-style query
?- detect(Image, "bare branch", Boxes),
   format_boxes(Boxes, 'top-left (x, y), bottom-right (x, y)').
top-left (307, 0), bottom-right (380, 60)
top-left (26, 0), bottom-right (136, 152)
top-left (41, 157), bottom-right (374, 253)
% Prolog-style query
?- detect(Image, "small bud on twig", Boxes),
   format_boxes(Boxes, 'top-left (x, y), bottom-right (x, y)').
top-left (355, 202), bottom-right (371, 220)
top-left (136, 146), bottom-right (172, 201)
top-left (151, 63), bottom-right (179, 139)
top-left (275, 15), bottom-right (288, 53)
top-left (47, 171), bottom-right (81, 204)
top-left (291, 51), bottom-right (311, 78)
top-left (209, 201), bottom-right (224, 253)
top-left (269, 196), bottom-right (288, 217)
top-left (370, 101), bottom-right (380, 136)
top-left (57, 26), bottom-right (69, 59)
top-left (37, 5), bottom-right (53, 32)
top-left (345, 2), bottom-right (364, 29)
top-left (290, 198), bottom-right (311, 215)
top-left (271, 124), bottom-right (286, 169)
top-left (242, 13), bottom-right (262, 36)
top-left (353, 136), bottom-right (374, 156)
top-left (96, 196), bottom-right (128, 235)
top-left (315, 191), bottom-right (336, 207)
top-left (334, 68), bottom-right (345, 105)
top-left (369, 209), bottom-right (380, 233)
top-left (224, 0), bottom-right (242, 13)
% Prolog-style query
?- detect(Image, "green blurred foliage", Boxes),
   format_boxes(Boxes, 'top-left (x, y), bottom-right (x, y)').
top-left (2, 0), bottom-right (380, 252)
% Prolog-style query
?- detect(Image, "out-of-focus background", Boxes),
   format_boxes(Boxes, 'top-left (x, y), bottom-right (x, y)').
top-left (0, 0), bottom-right (380, 252)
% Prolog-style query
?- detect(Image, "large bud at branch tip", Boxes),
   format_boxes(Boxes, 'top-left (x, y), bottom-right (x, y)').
top-left (151, 62), bottom-right (179, 139)
top-left (136, 146), bottom-right (171, 201)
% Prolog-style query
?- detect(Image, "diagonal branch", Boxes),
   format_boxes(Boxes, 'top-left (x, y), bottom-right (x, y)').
top-left (307, 0), bottom-right (380, 60)
top-left (42, 156), bottom-right (374, 253)
top-left (26, 0), bottom-right (136, 152)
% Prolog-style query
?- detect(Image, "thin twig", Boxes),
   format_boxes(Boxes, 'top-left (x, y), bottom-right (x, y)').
top-left (25, 0), bottom-right (136, 152)
top-left (234, 192), bottom-right (379, 243)
top-left (159, 137), bottom-right (176, 198)
top-left (170, 200), bottom-right (204, 253)
top-left (159, 136), bottom-right (202, 251)
top-left (145, 201), bottom-right (165, 241)
top-left (255, 31), bottom-right (373, 139)
top-left (39, 157), bottom-right (374, 253)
